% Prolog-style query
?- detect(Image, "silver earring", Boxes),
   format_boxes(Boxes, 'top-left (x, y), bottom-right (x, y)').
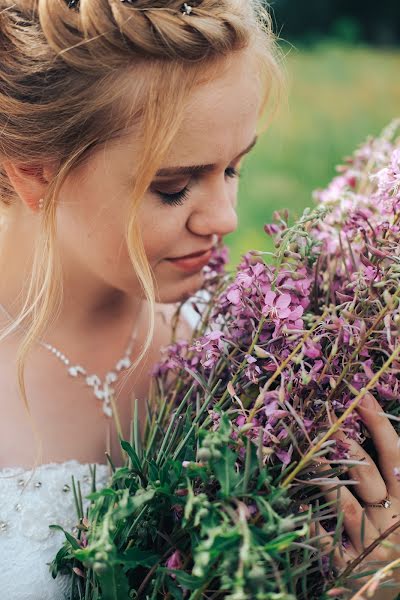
top-left (38, 198), bottom-right (44, 210)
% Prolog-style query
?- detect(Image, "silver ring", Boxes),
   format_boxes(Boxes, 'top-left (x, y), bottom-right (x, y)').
top-left (363, 493), bottom-right (392, 509)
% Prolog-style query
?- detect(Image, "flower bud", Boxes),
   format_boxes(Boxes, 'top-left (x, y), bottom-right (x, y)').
top-left (278, 517), bottom-right (296, 533)
top-left (94, 551), bottom-right (108, 562)
top-left (197, 447), bottom-right (212, 462)
top-left (202, 436), bottom-right (216, 448)
top-left (238, 423), bottom-right (255, 434)
top-left (254, 345), bottom-right (269, 358)
top-left (383, 289), bottom-right (393, 307)
top-left (93, 562), bottom-right (107, 574)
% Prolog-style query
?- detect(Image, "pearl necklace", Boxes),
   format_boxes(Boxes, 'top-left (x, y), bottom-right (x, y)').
top-left (0, 302), bottom-right (143, 418)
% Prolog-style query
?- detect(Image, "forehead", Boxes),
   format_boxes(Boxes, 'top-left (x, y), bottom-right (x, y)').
top-left (100, 49), bottom-right (262, 173)
top-left (169, 51), bottom-right (262, 160)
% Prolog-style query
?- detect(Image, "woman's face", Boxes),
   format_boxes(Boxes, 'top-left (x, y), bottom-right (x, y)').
top-left (57, 49), bottom-right (263, 304)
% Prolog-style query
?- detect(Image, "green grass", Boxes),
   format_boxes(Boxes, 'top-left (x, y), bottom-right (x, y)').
top-left (225, 42), bottom-right (400, 266)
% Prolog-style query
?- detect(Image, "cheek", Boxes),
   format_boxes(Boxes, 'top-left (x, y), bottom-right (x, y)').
top-left (58, 200), bottom-right (129, 275)
top-left (86, 226), bottom-right (129, 275)
top-left (138, 199), bottom-right (189, 260)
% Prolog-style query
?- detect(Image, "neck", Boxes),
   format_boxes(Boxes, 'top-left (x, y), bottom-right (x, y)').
top-left (0, 207), bottom-right (143, 340)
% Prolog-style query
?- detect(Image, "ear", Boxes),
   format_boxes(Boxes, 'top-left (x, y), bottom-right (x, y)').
top-left (2, 159), bottom-right (59, 212)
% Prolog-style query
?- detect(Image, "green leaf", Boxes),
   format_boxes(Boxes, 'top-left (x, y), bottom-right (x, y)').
top-left (48, 544), bottom-right (74, 578)
top-left (86, 488), bottom-right (117, 501)
top-left (119, 547), bottom-right (161, 569)
top-left (132, 398), bottom-right (143, 460)
top-left (112, 488), bottom-right (156, 522)
top-left (184, 367), bottom-right (211, 394)
top-left (165, 575), bottom-right (185, 599)
top-left (157, 568), bottom-right (205, 591)
top-left (147, 458), bottom-right (159, 482)
top-left (212, 443), bottom-right (240, 498)
top-left (49, 524), bottom-right (81, 550)
top-left (97, 564), bottom-right (130, 600)
top-left (120, 440), bottom-right (143, 475)
top-left (263, 531), bottom-right (304, 554)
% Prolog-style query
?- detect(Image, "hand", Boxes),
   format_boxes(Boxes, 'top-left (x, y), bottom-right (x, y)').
top-left (309, 393), bottom-right (400, 599)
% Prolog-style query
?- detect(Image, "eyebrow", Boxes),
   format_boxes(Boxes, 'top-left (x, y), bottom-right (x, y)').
top-left (155, 135), bottom-right (259, 178)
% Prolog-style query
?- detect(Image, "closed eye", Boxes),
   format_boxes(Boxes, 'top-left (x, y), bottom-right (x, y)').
top-left (156, 165), bottom-right (243, 207)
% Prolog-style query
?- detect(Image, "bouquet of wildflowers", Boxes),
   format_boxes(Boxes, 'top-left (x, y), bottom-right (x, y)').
top-left (51, 120), bottom-right (400, 600)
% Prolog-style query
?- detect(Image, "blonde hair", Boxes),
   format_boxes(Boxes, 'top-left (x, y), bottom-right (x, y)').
top-left (0, 0), bottom-right (283, 466)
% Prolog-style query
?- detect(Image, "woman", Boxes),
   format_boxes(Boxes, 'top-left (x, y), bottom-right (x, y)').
top-left (0, 1), bottom-right (398, 598)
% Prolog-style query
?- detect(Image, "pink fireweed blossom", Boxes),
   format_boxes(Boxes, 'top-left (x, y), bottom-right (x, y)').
top-left (264, 400), bottom-right (290, 422)
top-left (262, 291), bottom-right (304, 328)
top-left (370, 147), bottom-right (400, 197)
top-left (244, 354), bottom-right (262, 384)
top-left (226, 286), bottom-right (242, 306)
top-left (151, 340), bottom-right (193, 377)
top-left (190, 330), bottom-right (225, 370)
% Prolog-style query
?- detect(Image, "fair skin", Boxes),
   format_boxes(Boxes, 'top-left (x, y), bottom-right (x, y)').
top-left (311, 394), bottom-right (400, 598)
top-left (0, 48), bottom-right (398, 595)
top-left (0, 49), bottom-right (262, 469)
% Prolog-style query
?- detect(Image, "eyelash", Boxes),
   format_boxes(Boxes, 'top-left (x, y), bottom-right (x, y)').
top-left (157, 166), bottom-right (243, 207)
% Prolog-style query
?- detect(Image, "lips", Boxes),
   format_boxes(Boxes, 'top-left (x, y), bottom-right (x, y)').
top-left (166, 248), bottom-right (213, 273)
top-left (169, 248), bottom-right (213, 261)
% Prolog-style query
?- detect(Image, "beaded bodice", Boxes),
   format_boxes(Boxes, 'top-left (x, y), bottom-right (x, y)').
top-left (0, 460), bottom-right (110, 600)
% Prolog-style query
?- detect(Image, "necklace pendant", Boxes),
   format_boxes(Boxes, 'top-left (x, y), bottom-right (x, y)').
top-left (102, 384), bottom-right (114, 418)
top-left (68, 365), bottom-right (86, 377)
top-left (116, 356), bottom-right (132, 371)
top-left (86, 374), bottom-right (101, 387)
top-left (105, 371), bottom-right (118, 384)
top-left (91, 381), bottom-right (114, 418)
top-left (103, 401), bottom-right (113, 418)
top-left (94, 387), bottom-right (105, 400)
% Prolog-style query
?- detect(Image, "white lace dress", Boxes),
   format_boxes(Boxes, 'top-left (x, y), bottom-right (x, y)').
top-left (0, 299), bottom-right (202, 599)
top-left (0, 460), bottom-right (110, 600)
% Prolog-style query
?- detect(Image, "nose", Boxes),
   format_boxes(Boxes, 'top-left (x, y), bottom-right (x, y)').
top-left (187, 177), bottom-right (239, 238)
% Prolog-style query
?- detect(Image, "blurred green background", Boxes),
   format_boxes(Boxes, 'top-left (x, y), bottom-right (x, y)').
top-left (225, 1), bottom-right (400, 266)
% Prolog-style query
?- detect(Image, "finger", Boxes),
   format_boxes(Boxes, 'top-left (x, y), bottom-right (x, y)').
top-left (331, 430), bottom-right (387, 504)
top-left (308, 514), bottom-right (355, 571)
top-left (308, 511), bottom-right (389, 592)
top-left (355, 392), bottom-right (400, 494)
top-left (315, 464), bottom-right (380, 554)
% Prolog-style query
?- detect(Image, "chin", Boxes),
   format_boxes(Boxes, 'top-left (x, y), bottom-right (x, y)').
top-left (155, 271), bottom-right (205, 304)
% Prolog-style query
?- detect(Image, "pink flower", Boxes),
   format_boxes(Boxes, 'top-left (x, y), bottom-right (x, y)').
top-left (227, 287), bottom-right (241, 305)
top-left (262, 291), bottom-right (304, 325)
top-left (244, 354), bottom-right (262, 383)
top-left (262, 292), bottom-right (292, 319)
top-left (276, 445), bottom-right (293, 465)
top-left (165, 550), bottom-right (183, 578)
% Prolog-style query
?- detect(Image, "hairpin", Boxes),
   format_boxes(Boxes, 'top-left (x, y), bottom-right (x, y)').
top-left (64, 1), bottom-right (194, 16)
top-left (181, 3), bottom-right (193, 15)
top-left (119, 1), bottom-right (194, 14)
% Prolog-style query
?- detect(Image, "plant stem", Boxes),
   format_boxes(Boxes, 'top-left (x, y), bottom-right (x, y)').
top-left (339, 519), bottom-right (400, 580)
top-left (348, 556), bottom-right (400, 600)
